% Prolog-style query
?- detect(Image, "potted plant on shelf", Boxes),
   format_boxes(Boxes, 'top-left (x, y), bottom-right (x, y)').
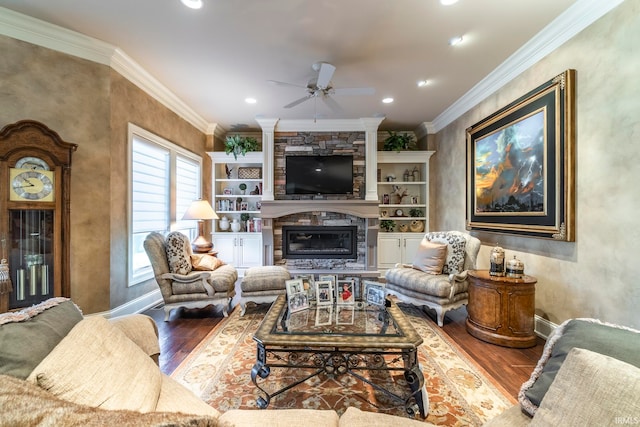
top-left (225, 135), bottom-right (259, 160)
top-left (239, 183), bottom-right (247, 195)
top-left (409, 208), bottom-right (423, 218)
top-left (380, 219), bottom-right (396, 232)
top-left (383, 131), bottom-right (416, 152)
top-left (240, 213), bottom-right (251, 232)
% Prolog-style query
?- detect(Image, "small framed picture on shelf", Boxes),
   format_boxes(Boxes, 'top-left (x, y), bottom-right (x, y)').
top-left (382, 194), bottom-right (390, 204)
top-left (223, 188), bottom-right (233, 195)
top-left (364, 281), bottom-right (386, 307)
top-left (315, 280), bottom-right (333, 306)
top-left (240, 202), bottom-right (248, 211)
top-left (411, 196), bottom-right (419, 204)
top-left (288, 291), bottom-right (309, 313)
top-left (336, 279), bottom-right (355, 305)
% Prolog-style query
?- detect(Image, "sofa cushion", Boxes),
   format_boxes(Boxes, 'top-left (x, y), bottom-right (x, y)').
top-left (412, 239), bottom-right (447, 274)
top-left (0, 374), bottom-right (221, 427)
top-left (385, 267), bottom-right (454, 298)
top-left (0, 297), bottom-right (83, 379)
top-left (530, 348), bottom-right (640, 427)
top-left (166, 231), bottom-right (193, 275)
top-left (156, 374), bottom-right (220, 417)
top-left (27, 316), bottom-right (163, 412)
top-left (519, 318), bottom-right (640, 416)
top-left (339, 407), bottom-right (432, 426)
top-left (219, 408), bottom-right (339, 426)
top-left (191, 254), bottom-right (225, 271)
top-left (425, 232), bottom-right (467, 274)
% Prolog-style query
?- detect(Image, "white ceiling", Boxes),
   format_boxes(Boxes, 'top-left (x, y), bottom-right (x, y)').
top-left (0, 0), bottom-right (580, 132)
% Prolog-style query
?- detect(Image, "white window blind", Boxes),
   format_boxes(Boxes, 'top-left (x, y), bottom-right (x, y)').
top-left (128, 124), bottom-right (202, 286)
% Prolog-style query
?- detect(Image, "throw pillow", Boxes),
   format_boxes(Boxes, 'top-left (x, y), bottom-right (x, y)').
top-left (191, 254), bottom-right (225, 271)
top-left (426, 232), bottom-right (467, 274)
top-left (165, 231), bottom-right (192, 275)
top-left (27, 316), bottom-right (163, 412)
top-left (530, 348), bottom-right (640, 427)
top-left (0, 298), bottom-right (83, 379)
top-left (519, 318), bottom-right (640, 417)
top-left (0, 374), bottom-right (220, 427)
top-left (412, 238), bottom-right (447, 274)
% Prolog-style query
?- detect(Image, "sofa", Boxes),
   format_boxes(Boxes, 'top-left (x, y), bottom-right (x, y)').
top-left (0, 298), bottom-right (429, 427)
top-left (483, 318), bottom-right (640, 426)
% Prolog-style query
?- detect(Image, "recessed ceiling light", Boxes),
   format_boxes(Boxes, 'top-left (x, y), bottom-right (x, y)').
top-left (245, 98), bottom-right (257, 104)
top-left (180, 0), bottom-right (203, 10)
top-left (382, 97), bottom-right (394, 104)
top-left (417, 80), bottom-right (429, 87)
top-left (449, 36), bottom-right (464, 46)
top-left (440, 0), bottom-right (459, 5)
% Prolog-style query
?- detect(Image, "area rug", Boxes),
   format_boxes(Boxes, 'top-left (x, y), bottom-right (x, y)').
top-left (171, 302), bottom-right (515, 426)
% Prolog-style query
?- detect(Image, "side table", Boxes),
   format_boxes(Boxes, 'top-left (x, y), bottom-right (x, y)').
top-left (466, 270), bottom-right (537, 348)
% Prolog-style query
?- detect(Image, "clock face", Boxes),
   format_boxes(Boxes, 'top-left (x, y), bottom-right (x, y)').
top-left (15, 156), bottom-right (50, 170)
top-left (9, 168), bottom-right (55, 202)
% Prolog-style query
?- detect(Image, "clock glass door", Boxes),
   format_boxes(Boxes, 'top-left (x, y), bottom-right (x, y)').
top-left (8, 210), bottom-right (54, 309)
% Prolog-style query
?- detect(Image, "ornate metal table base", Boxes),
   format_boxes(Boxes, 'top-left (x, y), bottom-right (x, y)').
top-left (250, 344), bottom-right (427, 418)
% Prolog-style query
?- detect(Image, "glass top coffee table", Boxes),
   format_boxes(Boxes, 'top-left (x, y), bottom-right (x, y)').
top-left (251, 295), bottom-right (427, 418)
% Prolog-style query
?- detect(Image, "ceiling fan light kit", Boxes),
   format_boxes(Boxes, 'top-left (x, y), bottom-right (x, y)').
top-left (180, 0), bottom-right (203, 9)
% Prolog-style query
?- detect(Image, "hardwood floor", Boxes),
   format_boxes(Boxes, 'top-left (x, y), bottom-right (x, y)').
top-left (143, 303), bottom-right (544, 400)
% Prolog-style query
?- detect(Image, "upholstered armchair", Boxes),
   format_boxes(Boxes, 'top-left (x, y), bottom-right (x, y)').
top-left (384, 231), bottom-right (481, 327)
top-left (143, 231), bottom-right (238, 321)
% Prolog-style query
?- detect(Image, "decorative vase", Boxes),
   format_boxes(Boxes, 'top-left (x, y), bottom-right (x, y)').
top-left (506, 255), bottom-right (524, 278)
top-left (490, 245), bottom-right (505, 276)
top-left (409, 220), bottom-right (424, 233)
top-left (230, 219), bottom-right (241, 232)
top-left (398, 223), bottom-right (408, 232)
top-left (219, 216), bottom-right (230, 231)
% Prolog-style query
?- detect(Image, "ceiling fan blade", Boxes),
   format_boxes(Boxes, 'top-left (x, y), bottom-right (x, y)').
top-left (316, 62), bottom-right (336, 89)
top-left (333, 87), bottom-right (376, 96)
top-left (321, 95), bottom-right (343, 113)
top-left (284, 95), bottom-right (312, 109)
top-left (268, 80), bottom-right (307, 89)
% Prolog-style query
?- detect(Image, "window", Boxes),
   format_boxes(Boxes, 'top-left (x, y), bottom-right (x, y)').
top-left (128, 124), bottom-right (202, 286)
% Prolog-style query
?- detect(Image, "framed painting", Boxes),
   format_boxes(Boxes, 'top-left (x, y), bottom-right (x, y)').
top-left (466, 69), bottom-right (576, 241)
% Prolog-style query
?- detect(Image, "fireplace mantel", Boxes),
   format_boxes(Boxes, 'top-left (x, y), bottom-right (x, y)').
top-left (260, 200), bottom-right (379, 219)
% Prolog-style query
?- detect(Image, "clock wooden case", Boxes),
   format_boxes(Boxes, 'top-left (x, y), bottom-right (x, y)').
top-left (0, 120), bottom-right (77, 312)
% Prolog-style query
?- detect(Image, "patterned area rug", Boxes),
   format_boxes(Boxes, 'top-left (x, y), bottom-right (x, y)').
top-left (171, 302), bottom-right (514, 426)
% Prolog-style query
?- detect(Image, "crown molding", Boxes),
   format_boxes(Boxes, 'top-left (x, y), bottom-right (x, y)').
top-left (273, 118), bottom-right (384, 132)
top-left (414, 122), bottom-right (435, 138)
top-left (432, 0), bottom-right (625, 133)
top-left (0, 7), bottom-right (209, 134)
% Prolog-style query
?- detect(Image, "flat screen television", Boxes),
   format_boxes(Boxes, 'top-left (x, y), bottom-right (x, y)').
top-left (285, 155), bottom-right (353, 195)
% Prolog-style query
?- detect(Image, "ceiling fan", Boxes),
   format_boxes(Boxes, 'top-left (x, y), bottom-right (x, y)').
top-left (268, 62), bottom-right (375, 114)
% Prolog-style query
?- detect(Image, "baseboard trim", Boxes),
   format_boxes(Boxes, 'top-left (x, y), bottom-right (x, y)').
top-left (534, 315), bottom-right (558, 340)
top-left (88, 290), bottom-right (163, 319)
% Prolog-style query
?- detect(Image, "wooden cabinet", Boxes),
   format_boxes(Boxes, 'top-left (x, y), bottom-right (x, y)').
top-left (377, 233), bottom-right (423, 271)
top-left (466, 270), bottom-right (538, 348)
top-left (212, 233), bottom-right (262, 272)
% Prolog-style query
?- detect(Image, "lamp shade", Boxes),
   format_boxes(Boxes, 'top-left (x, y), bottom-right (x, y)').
top-left (182, 199), bottom-right (218, 220)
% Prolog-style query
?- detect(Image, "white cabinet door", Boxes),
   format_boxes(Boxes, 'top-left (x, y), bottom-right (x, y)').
top-left (378, 233), bottom-right (402, 270)
top-left (237, 234), bottom-right (263, 268)
top-left (212, 234), bottom-right (236, 265)
top-left (401, 234), bottom-right (423, 264)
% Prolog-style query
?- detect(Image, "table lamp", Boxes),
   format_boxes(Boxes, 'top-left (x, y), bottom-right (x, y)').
top-left (181, 199), bottom-right (218, 253)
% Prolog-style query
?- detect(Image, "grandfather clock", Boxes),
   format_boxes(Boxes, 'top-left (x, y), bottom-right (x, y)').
top-left (0, 120), bottom-right (77, 312)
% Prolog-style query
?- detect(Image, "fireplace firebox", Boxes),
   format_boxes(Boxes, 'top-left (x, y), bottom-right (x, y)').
top-left (282, 226), bottom-right (357, 259)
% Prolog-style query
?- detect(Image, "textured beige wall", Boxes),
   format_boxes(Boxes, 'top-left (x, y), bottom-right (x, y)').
top-left (431, 1), bottom-right (640, 328)
top-left (0, 36), bottom-right (111, 313)
top-left (1, 36), bottom-right (208, 313)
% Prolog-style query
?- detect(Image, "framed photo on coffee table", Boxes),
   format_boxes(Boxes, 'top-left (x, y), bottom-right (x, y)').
top-left (336, 279), bottom-right (355, 305)
top-left (315, 280), bottom-right (333, 306)
top-left (364, 281), bottom-right (386, 307)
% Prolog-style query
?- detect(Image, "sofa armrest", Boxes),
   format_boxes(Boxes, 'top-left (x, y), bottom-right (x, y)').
top-left (109, 314), bottom-right (161, 364)
top-left (161, 271), bottom-right (210, 283)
